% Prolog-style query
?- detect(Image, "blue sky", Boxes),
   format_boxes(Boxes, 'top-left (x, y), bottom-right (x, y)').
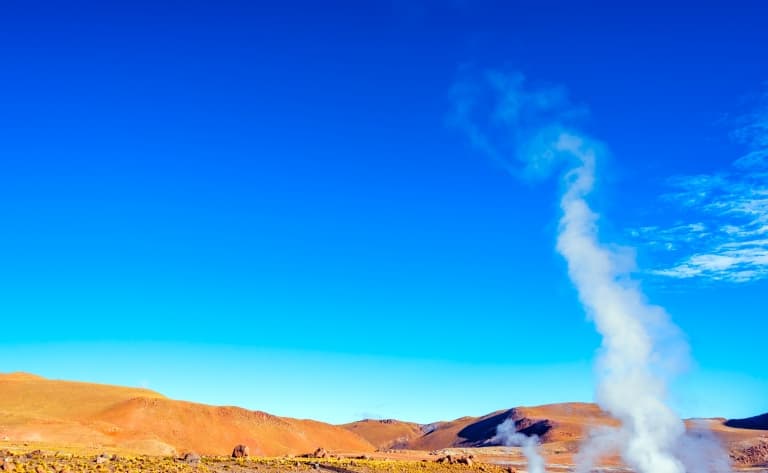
top-left (1, 1), bottom-right (766, 424)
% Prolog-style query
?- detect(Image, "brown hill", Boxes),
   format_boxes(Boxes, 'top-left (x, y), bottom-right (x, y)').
top-left (4, 372), bottom-right (767, 467)
top-left (341, 419), bottom-right (426, 450)
top-left (0, 372), bottom-right (373, 456)
top-left (725, 413), bottom-right (768, 431)
top-left (343, 403), bottom-right (615, 452)
top-left (341, 404), bottom-right (768, 467)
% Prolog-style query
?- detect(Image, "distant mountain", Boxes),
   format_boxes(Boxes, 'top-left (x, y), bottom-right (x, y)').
top-left (0, 372), bottom-right (373, 456)
top-left (342, 403), bottom-right (613, 451)
top-left (3, 372), bottom-right (768, 467)
top-left (341, 403), bottom-right (768, 467)
top-left (725, 413), bottom-right (768, 430)
top-left (341, 419), bottom-right (427, 450)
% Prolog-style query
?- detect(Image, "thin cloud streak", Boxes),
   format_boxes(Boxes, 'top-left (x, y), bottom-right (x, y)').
top-left (637, 91), bottom-right (768, 283)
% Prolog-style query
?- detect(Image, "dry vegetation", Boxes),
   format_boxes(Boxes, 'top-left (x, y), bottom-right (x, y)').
top-left (3, 374), bottom-right (768, 472)
top-left (0, 449), bottom-right (520, 473)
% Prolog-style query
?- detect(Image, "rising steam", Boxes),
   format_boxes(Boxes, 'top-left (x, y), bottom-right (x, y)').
top-left (492, 419), bottom-right (545, 473)
top-left (451, 71), bottom-right (731, 473)
top-left (554, 133), bottom-right (688, 473)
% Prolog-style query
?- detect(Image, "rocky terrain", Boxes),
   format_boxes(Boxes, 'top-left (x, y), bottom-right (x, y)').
top-left (0, 449), bottom-right (514, 473)
top-left (2, 372), bottom-right (767, 470)
top-left (343, 404), bottom-right (768, 468)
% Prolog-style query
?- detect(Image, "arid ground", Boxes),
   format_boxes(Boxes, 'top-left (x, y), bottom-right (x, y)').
top-left (1, 373), bottom-right (767, 473)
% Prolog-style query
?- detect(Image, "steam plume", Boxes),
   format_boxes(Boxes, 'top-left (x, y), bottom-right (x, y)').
top-left (492, 419), bottom-right (545, 473)
top-left (452, 71), bottom-right (732, 473)
top-left (555, 132), bottom-right (686, 473)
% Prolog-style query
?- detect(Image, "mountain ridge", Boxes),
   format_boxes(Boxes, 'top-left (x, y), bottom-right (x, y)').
top-left (0, 372), bottom-right (373, 456)
top-left (2, 372), bottom-right (767, 466)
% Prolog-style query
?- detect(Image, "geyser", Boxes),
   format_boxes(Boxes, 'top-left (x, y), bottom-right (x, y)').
top-left (451, 70), bottom-right (732, 473)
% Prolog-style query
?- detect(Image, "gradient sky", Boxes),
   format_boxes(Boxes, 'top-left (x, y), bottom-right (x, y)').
top-left (1, 1), bottom-right (767, 424)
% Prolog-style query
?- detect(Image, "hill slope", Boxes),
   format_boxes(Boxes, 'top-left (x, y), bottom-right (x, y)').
top-left (342, 403), bottom-right (768, 467)
top-left (4, 372), bottom-right (767, 467)
top-left (342, 419), bottom-right (427, 450)
top-left (725, 413), bottom-right (768, 430)
top-left (343, 403), bottom-right (615, 451)
top-left (0, 372), bottom-right (373, 456)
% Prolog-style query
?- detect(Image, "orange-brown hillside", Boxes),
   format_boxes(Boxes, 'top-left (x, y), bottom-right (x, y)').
top-left (341, 403), bottom-right (768, 468)
top-left (343, 403), bottom-right (615, 452)
top-left (0, 372), bottom-right (373, 456)
top-left (342, 419), bottom-right (426, 450)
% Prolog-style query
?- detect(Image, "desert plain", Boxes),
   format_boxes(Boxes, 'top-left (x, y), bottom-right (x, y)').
top-left (0, 372), bottom-right (766, 473)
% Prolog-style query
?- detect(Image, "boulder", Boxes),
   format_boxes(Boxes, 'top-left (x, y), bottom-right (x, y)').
top-left (436, 455), bottom-right (473, 466)
top-left (0, 459), bottom-right (14, 472)
top-left (232, 444), bottom-right (250, 458)
top-left (180, 452), bottom-right (201, 465)
top-left (312, 448), bottom-right (329, 459)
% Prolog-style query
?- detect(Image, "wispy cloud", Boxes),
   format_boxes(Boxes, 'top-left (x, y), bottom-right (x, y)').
top-left (636, 90), bottom-right (768, 283)
top-left (448, 68), bottom-right (588, 178)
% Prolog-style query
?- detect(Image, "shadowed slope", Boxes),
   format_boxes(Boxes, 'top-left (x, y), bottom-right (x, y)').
top-left (725, 413), bottom-right (768, 431)
top-left (399, 403), bottom-right (613, 451)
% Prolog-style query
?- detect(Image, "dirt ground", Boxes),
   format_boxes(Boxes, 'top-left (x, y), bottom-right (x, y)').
top-left (1, 443), bottom-right (767, 473)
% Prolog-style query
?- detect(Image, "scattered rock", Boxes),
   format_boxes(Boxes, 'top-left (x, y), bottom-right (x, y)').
top-left (26, 450), bottom-right (43, 459)
top-left (730, 439), bottom-right (768, 467)
top-left (312, 448), bottom-right (328, 459)
top-left (180, 452), bottom-right (201, 465)
top-left (95, 453), bottom-right (111, 464)
top-left (435, 455), bottom-right (474, 466)
top-left (0, 459), bottom-right (14, 472)
top-left (231, 444), bottom-right (250, 458)
top-left (34, 465), bottom-right (48, 473)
